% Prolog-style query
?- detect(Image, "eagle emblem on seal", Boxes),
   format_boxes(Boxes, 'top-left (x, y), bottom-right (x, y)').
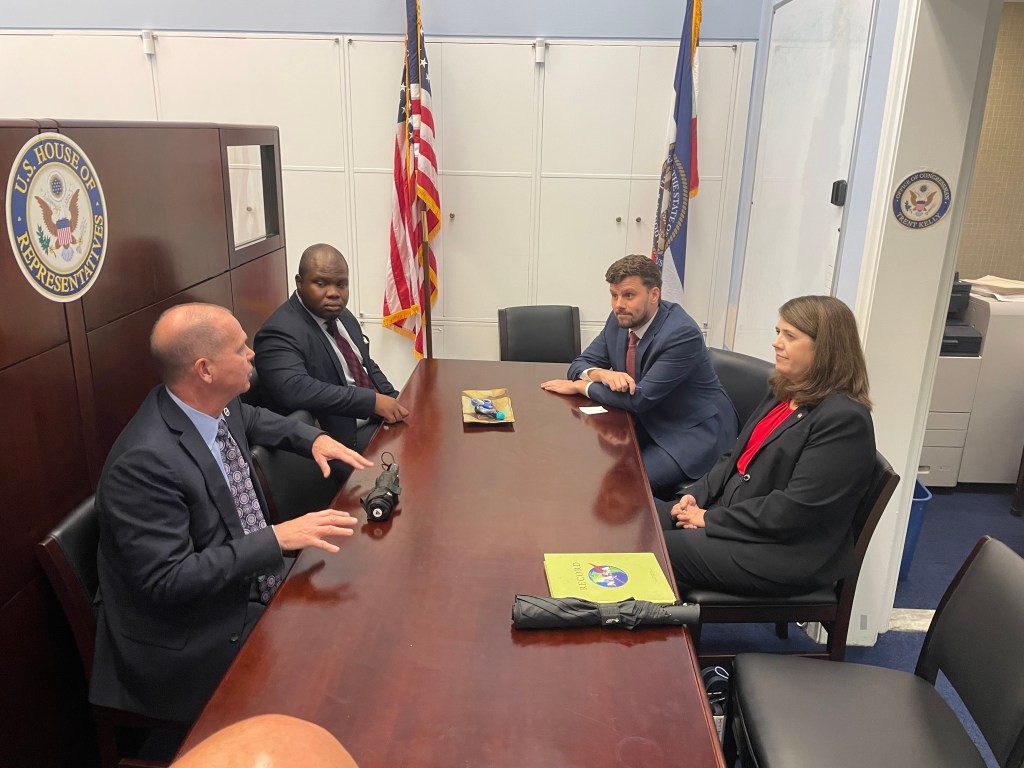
top-left (907, 185), bottom-right (938, 215)
top-left (35, 186), bottom-right (81, 262)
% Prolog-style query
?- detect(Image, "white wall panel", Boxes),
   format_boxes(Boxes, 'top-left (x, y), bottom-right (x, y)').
top-left (350, 171), bottom-right (393, 318)
top-left (679, 178), bottom-right (725, 334)
top-left (437, 323), bottom-right (501, 361)
top-left (280, 169), bottom-right (350, 285)
top-left (692, 45), bottom-right (740, 178)
top-left (537, 177), bottom-right (630, 322)
top-left (439, 42), bottom-right (536, 174)
top-left (362, 322), bottom-right (440, 390)
top-left (580, 323), bottom-right (604, 350)
top-left (440, 175), bottom-right (533, 319)
top-left (0, 33), bottom-right (156, 120)
top-left (625, 178), bottom-right (660, 256)
top-left (633, 45), bottom-right (678, 176)
top-left (0, 30), bottom-right (753, 369)
top-left (155, 35), bottom-right (346, 168)
top-left (347, 39), bottom-right (404, 170)
top-left (542, 44), bottom-right (640, 176)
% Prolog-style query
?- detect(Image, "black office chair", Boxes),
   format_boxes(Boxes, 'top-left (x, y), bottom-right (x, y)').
top-left (725, 536), bottom-right (1024, 768)
top-left (36, 497), bottom-right (173, 768)
top-left (251, 410), bottom-right (340, 524)
top-left (497, 305), bottom-right (581, 363)
top-left (683, 452), bottom-right (900, 664)
top-left (707, 347), bottom-right (774, 426)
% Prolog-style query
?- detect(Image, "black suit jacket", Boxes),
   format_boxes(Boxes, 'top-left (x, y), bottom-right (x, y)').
top-left (687, 392), bottom-right (875, 588)
top-left (89, 386), bottom-right (323, 722)
top-left (254, 293), bottom-right (398, 449)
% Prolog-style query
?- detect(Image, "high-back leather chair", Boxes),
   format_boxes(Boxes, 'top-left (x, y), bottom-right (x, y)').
top-left (725, 536), bottom-right (1024, 768)
top-left (497, 305), bottom-right (581, 363)
top-left (683, 451), bottom-right (900, 664)
top-left (250, 410), bottom-right (340, 523)
top-left (36, 497), bottom-right (171, 768)
top-left (707, 347), bottom-right (774, 426)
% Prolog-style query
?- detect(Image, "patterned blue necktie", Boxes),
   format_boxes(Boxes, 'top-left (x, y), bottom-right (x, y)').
top-left (216, 419), bottom-right (281, 604)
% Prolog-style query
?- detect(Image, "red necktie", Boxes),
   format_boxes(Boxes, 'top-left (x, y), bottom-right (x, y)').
top-left (328, 319), bottom-right (374, 389)
top-left (625, 331), bottom-right (638, 380)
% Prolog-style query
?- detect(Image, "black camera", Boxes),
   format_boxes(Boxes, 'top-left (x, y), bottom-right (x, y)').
top-left (360, 453), bottom-right (401, 522)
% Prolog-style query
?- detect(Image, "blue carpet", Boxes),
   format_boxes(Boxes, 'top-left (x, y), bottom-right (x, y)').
top-left (706, 483), bottom-right (1021, 767)
top-left (896, 483), bottom-right (1024, 608)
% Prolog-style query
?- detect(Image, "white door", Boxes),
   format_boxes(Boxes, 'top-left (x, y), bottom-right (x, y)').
top-left (732, 0), bottom-right (874, 359)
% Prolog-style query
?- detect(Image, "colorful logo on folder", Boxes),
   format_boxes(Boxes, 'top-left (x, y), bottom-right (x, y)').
top-left (588, 564), bottom-right (629, 588)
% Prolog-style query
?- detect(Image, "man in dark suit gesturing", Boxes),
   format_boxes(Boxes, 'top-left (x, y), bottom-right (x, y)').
top-left (542, 254), bottom-right (738, 498)
top-left (90, 303), bottom-right (372, 724)
top-left (254, 244), bottom-right (407, 457)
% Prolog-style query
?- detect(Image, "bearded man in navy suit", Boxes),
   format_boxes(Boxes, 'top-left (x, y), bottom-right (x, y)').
top-left (542, 254), bottom-right (737, 498)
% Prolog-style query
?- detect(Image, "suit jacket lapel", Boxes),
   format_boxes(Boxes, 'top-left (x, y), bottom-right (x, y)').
top-left (635, 305), bottom-right (667, 374)
top-left (157, 388), bottom-right (243, 536)
top-left (289, 292), bottom-right (347, 385)
top-left (756, 402), bottom-right (810, 454)
top-left (613, 326), bottom-right (628, 371)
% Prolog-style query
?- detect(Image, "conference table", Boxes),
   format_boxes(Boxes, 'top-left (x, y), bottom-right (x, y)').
top-left (179, 359), bottom-right (724, 767)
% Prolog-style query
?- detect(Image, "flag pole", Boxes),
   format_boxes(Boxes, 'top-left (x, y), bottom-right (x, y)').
top-left (420, 209), bottom-right (433, 359)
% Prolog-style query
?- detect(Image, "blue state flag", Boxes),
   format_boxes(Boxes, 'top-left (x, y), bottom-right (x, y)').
top-left (652, 0), bottom-right (701, 291)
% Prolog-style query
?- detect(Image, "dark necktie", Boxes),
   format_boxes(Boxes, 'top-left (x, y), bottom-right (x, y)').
top-left (328, 319), bottom-right (374, 389)
top-left (215, 420), bottom-right (281, 604)
top-left (625, 331), bottom-right (638, 380)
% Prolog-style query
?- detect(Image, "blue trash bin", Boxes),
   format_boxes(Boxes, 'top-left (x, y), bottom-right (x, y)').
top-left (898, 481), bottom-right (933, 581)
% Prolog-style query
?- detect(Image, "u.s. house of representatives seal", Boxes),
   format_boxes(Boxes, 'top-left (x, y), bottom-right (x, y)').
top-left (892, 170), bottom-right (951, 230)
top-left (6, 132), bottom-right (107, 302)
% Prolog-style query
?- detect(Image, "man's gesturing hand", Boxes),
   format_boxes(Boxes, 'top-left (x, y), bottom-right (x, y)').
top-left (272, 510), bottom-right (359, 553)
top-left (311, 434), bottom-right (373, 477)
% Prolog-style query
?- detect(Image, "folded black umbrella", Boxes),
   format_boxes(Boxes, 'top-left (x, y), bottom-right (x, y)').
top-left (512, 594), bottom-right (699, 630)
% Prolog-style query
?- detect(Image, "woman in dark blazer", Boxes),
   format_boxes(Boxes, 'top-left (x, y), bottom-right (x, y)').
top-left (660, 295), bottom-right (875, 596)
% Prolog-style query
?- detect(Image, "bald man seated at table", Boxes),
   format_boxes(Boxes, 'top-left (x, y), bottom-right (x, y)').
top-left (171, 715), bottom-right (359, 768)
top-left (89, 303), bottom-right (372, 725)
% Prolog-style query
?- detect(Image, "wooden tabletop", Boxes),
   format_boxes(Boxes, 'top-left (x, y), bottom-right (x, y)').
top-left (179, 359), bottom-right (723, 768)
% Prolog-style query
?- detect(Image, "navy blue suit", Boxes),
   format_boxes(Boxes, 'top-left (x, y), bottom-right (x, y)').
top-left (568, 301), bottom-right (738, 494)
top-left (90, 387), bottom-right (323, 722)
top-left (254, 293), bottom-right (398, 451)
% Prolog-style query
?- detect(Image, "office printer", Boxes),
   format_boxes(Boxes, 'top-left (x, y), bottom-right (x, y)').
top-left (941, 274), bottom-right (982, 356)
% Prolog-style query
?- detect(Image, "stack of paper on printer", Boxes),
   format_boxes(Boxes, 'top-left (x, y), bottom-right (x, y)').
top-left (963, 275), bottom-right (1024, 301)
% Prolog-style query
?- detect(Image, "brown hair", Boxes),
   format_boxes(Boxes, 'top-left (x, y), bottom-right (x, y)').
top-left (769, 295), bottom-right (871, 409)
top-left (605, 254), bottom-right (662, 291)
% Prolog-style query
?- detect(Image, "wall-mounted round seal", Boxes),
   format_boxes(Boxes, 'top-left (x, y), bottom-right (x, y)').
top-left (892, 170), bottom-right (951, 230)
top-left (6, 132), bottom-right (108, 302)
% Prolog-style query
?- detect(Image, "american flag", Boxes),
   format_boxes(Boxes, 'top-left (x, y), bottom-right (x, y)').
top-left (382, 0), bottom-right (440, 358)
top-left (652, 0), bottom-right (701, 294)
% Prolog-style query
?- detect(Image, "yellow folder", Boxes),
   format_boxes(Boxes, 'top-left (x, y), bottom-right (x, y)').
top-left (543, 552), bottom-right (677, 604)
